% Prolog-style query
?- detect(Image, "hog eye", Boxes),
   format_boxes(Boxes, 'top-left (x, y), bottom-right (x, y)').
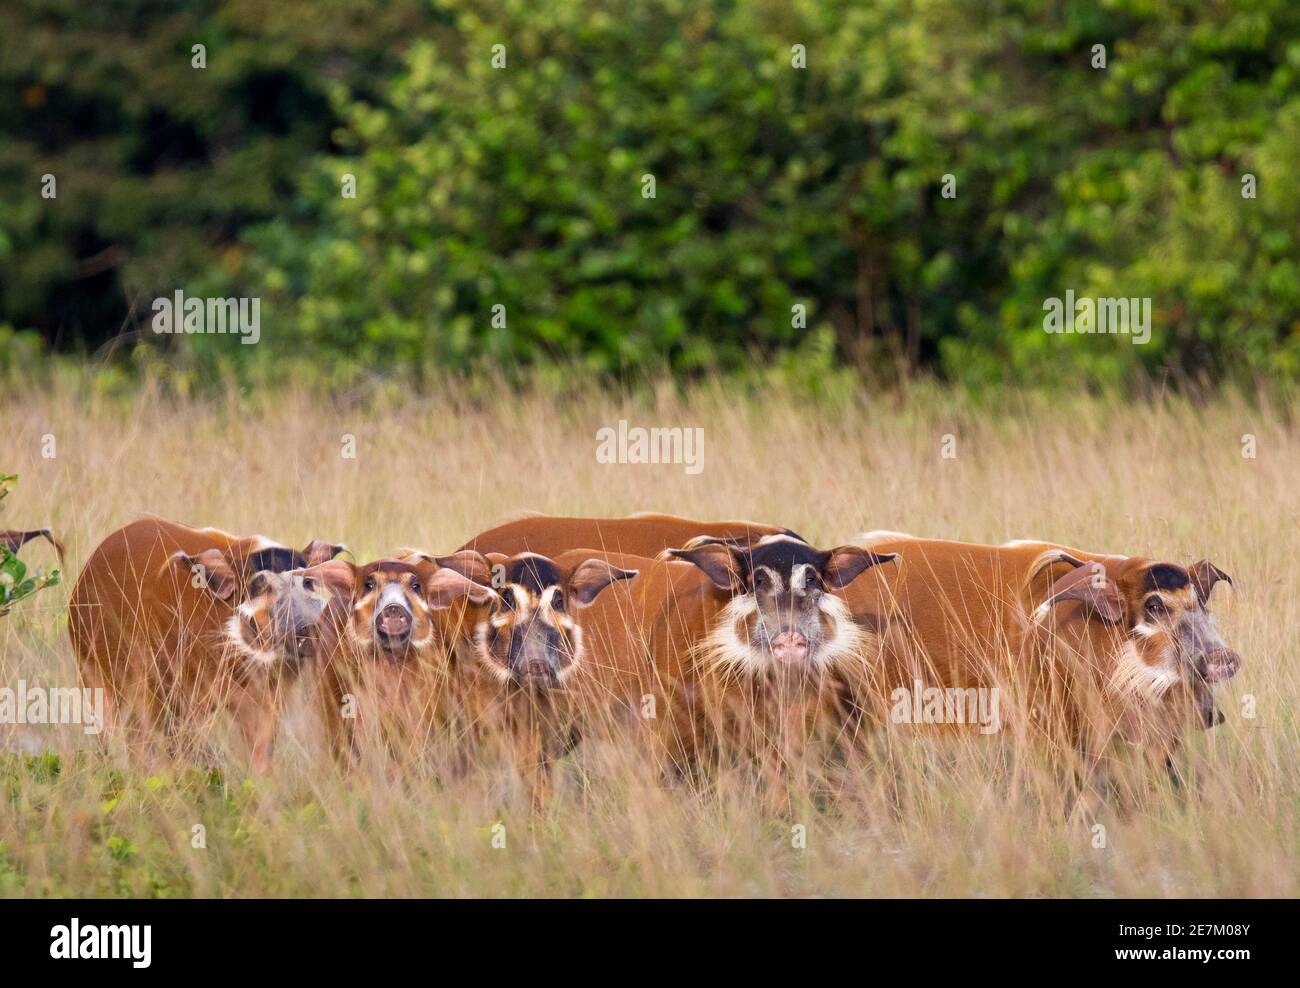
top-left (753, 570), bottom-right (771, 592)
top-left (551, 590), bottom-right (565, 611)
top-left (1145, 596), bottom-right (1167, 617)
top-left (364, 576), bottom-right (376, 593)
top-left (301, 577), bottom-right (315, 592)
top-left (498, 591), bottom-right (516, 611)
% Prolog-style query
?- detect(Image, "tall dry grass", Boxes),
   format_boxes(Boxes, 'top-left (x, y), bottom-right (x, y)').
top-left (0, 377), bottom-right (1295, 896)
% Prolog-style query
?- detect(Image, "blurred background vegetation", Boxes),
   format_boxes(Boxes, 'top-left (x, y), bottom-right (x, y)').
top-left (1, 0), bottom-right (1297, 393)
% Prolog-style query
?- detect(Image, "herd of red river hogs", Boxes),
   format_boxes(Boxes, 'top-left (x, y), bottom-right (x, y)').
top-left (7, 511), bottom-right (1242, 804)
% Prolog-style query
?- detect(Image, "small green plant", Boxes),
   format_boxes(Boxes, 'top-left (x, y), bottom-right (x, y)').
top-left (0, 473), bottom-right (62, 616)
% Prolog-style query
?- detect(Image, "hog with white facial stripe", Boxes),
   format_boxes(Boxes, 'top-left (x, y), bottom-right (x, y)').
top-left (305, 556), bottom-right (500, 767)
top-left (534, 539), bottom-right (898, 801)
top-left (68, 516), bottom-right (346, 771)
top-left (665, 535), bottom-right (895, 680)
top-left (417, 550), bottom-right (635, 805)
top-left (1024, 552), bottom-right (1240, 784)
top-left (468, 552), bottom-right (635, 689)
top-left (842, 533), bottom-right (1241, 801)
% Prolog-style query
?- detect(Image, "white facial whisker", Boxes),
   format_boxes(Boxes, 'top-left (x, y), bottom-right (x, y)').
top-left (697, 592), bottom-right (866, 675)
top-left (225, 613), bottom-right (278, 668)
top-left (698, 594), bottom-right (762, 673)
top-left (811, 593), bottom-right (866, 668)
top-left (1108, 640), bottom-right (1179, 701)
top-left (557, 625), bottom-right (583, 682)
top-left (472, 621), bottom-right (513, 683)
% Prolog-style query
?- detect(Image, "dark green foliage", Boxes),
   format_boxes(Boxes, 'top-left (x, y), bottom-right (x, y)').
top-left (3, 0), bottom-right (1297, 387)
top-left (0, 0), bottom-right (429, 349)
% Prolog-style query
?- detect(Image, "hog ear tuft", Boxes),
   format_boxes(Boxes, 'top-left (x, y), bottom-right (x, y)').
top-left (0, 528), bottom-right (65, 564)
top-left (1038, 563), bottom-right (1123, 624)
top-left (433, 550), bottom-right (494, 586)
top-left (312, 559), bottom-right (359, 602)
top-left (568, 559), bottom-right (639, 606)
top-left (1189, 560), bottom-right (1232, 605)
top-left (662, 542), bottom-right (741, 591)
top-left (675, 533), bottom-right (756, 552)
top-left (163, 549), bottom-right (239, 602)
top-left (395, 547), bottom-right (435, 563)
top-left (423, 567), bottom-right (497, 610)
top-left (302, 540), bottom-right (350, 566)
top-left (1027, 549), bottom-right (1087, 582)
top-left (822, 547), bottom-right (898, 589)
top-left (1023, 549), bottom-right (1088, 600)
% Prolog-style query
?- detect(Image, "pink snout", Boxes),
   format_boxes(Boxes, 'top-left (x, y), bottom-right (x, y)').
top-left (376, 604), bottom-right (412, 640)
top-left (1201, 648), bottom-right (1240, 684)
top-left (771, 630), bottom-right (810, 665)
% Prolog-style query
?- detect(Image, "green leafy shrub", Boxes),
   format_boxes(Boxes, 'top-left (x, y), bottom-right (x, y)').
top-left (215, 0), bottom-right (1299, 387)
top-left (3, 0), bottom-right (1298, 388)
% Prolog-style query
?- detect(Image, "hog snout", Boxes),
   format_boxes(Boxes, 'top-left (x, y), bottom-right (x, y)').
top-left (771, 630), bottom-right (810, 665)
top-left (377, 604), bottom-right (412, 638)
top-left (521, 658), bottom-right (558, 687)
top-left (508, 624), bottom-right (565, 687)
top-left (374, 584), bottom-right (414, 648)
top-left (273, 596), bottom-right (324, 659)
top-left (1197, 648), bottom-right (1240, 684)
top-left (279, 619), bottom-right (319, 659)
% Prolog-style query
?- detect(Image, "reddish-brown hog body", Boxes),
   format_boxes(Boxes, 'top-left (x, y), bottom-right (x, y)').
top-left (840, 535), bottom-right (1239, 779)
top-left (459, 513), bottom-right (796, 559)
top-left (1016, 549), bottom-right (1238, 776)
top-left (303, 556), bottom-right (496, 770)
top-left (573, 550), bottom-right (861, 779)
top-left (837, 536), bottom-right (1088, 716)
top-left (458, 539), bottom-right (896, 805)
top-left (68, 516), bottom-right (342, 770)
